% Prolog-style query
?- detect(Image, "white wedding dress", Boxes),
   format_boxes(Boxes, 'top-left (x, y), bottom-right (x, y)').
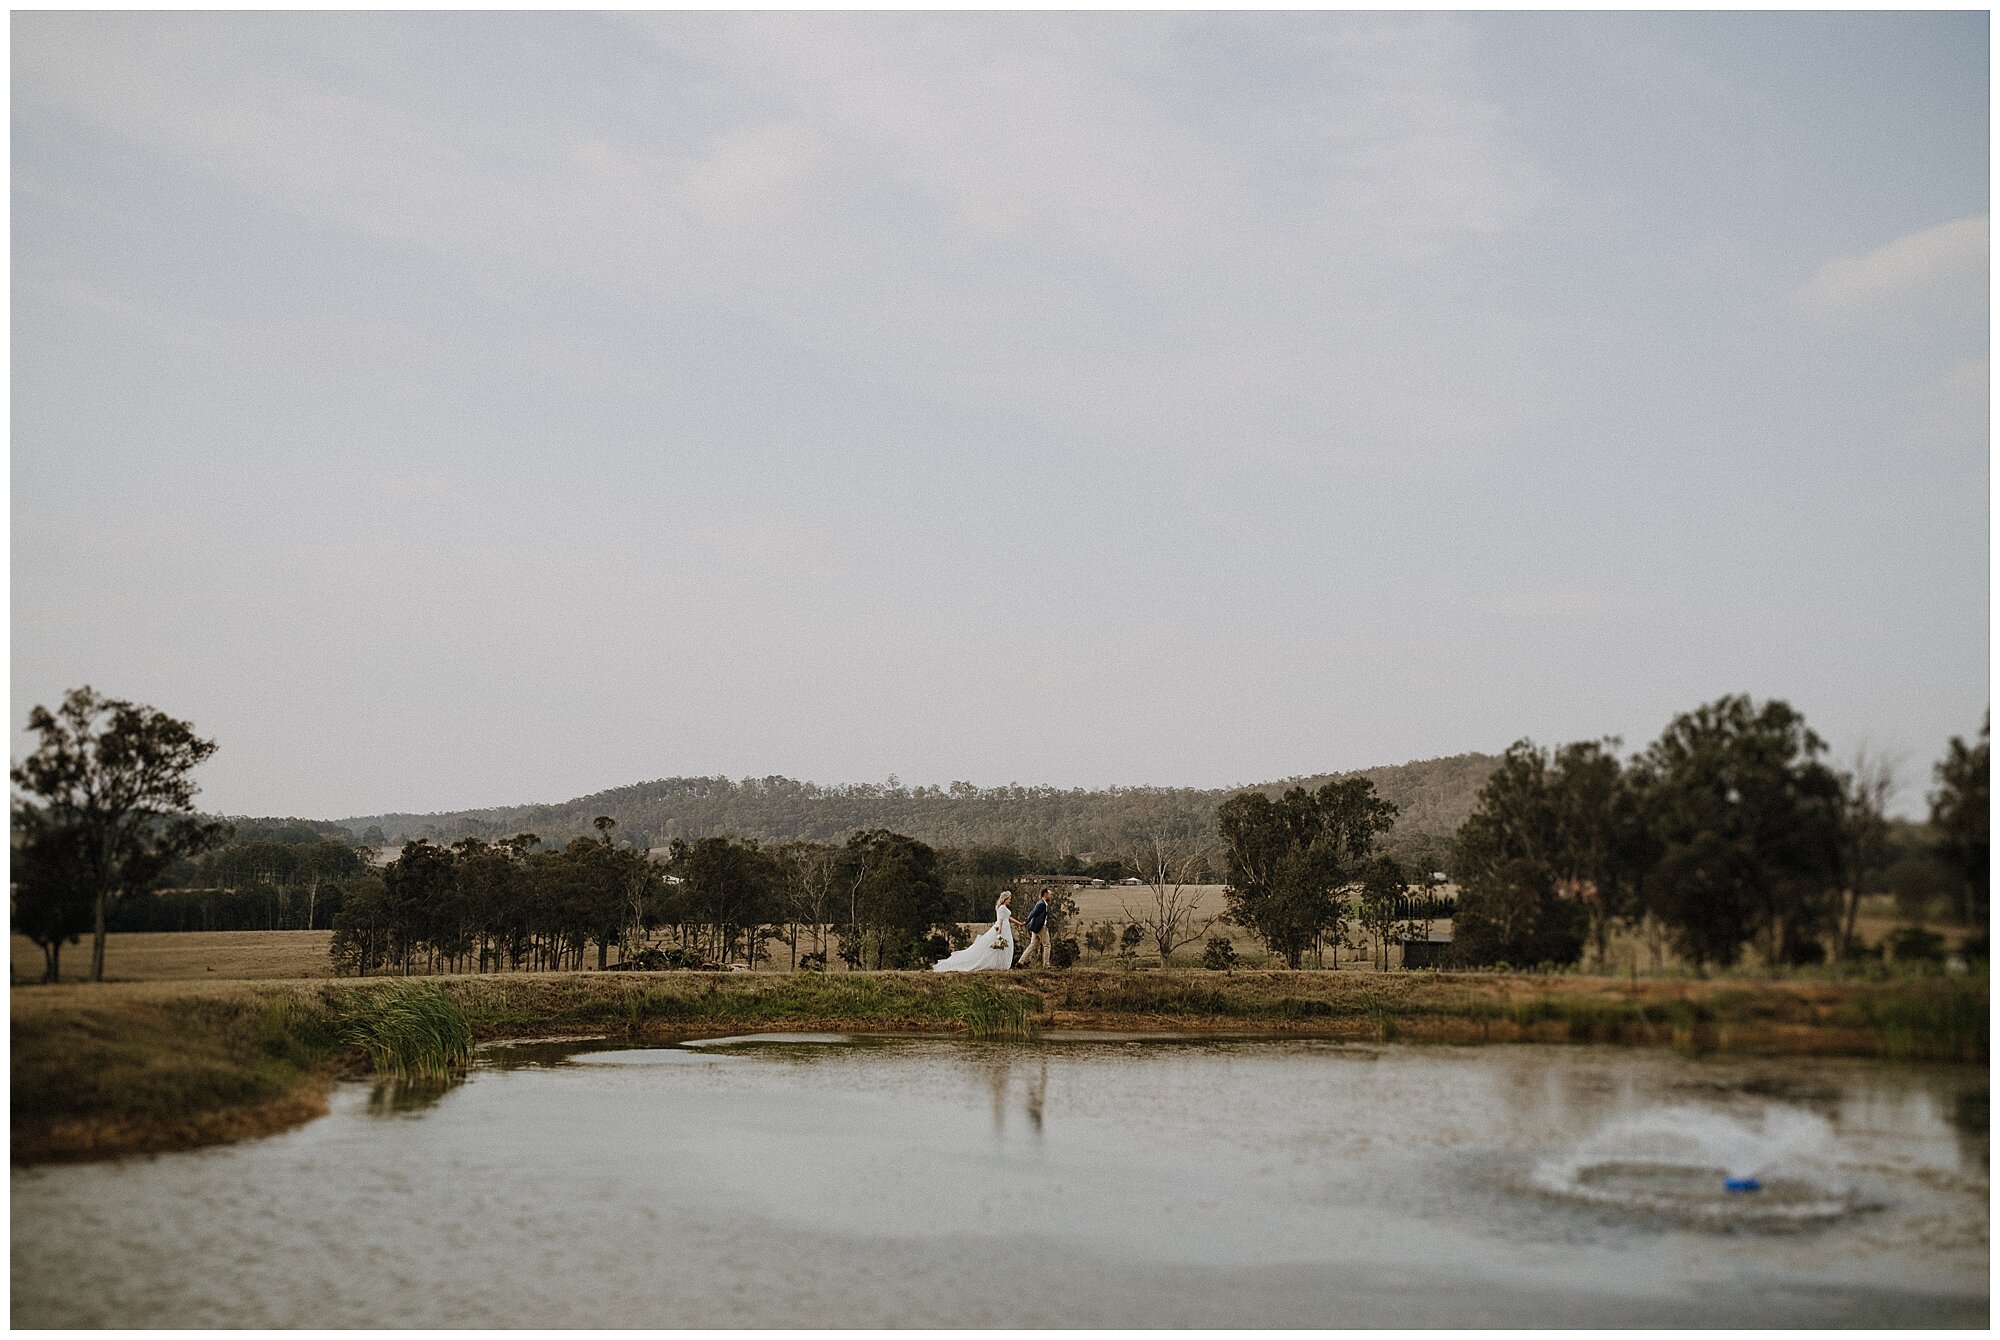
top-left (932, 900), bottom-right (1016, 972)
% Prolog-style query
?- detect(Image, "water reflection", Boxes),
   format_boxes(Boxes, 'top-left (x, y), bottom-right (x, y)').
top-left (1949, 1087), bottom-right (1989, 1169)
top-left (366, 1075), bottom-right (460, 1116)
top-left (13, 1040), bottom-right (1986, 1329)
top-left (977, 1047), bottom-right (1052, 1135)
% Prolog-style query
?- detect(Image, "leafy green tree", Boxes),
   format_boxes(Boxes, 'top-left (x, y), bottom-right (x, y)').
top-left (381, 840), bottom-right (457, 974)
top-left (1216, 780), bottom-right (1396, 968)
top-left (11, 812), bottom-right (94, 981)
top-left (1449, 856), bottom-right (1585, 967)
top-left (670, 836), bottom-right (783, 966)
top-left (838, 828), bottom-right (952, 969)
top-left (329, 873), bottom-right (392, 976)
top-left (1833, 751), bottom-right (1896, 961)
top-left (1449, 739), bottom-right (1650, 968)
top-left (1929, 714), bottom-right (1989, 925)
top-left (938, 845), bottom-right (1038, 918)
top-left (1641, 832), bottom-right (1756, 969)
top-left (10, 687), bottom-right (227, 981)
top-left (1355, 856), bottom-right (1410, 970)
top-left (1632, 695), bottom-right (1843, 970)
top-left (449, 837), bottom-right (520, 972)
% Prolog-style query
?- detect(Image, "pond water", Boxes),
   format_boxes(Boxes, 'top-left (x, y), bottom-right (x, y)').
top-left (12, 1037), bottom-right (1989, 1328)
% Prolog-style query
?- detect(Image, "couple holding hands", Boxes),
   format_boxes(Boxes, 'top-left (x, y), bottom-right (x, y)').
top-left (931, 887), bottom-right (1052, 973)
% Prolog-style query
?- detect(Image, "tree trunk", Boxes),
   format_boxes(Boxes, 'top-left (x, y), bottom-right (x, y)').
top-left (43, 940), bottom-right (60, 983)
top-left (598, 938), bottom-right (608, 971)
top-left (90, 886), bottom-right (109, 982)
top-left (1837, 884), bottom-right (1862, 966)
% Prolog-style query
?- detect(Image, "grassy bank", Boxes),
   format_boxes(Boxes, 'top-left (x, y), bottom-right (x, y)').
top-left (13, 969), bottom-right (1985, 1164)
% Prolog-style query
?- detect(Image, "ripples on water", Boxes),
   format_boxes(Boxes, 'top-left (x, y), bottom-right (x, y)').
top-left (12, 1036), bottom-right (1988, 1328)
top-left (1529, 1104), bottom-right (1865, 1226)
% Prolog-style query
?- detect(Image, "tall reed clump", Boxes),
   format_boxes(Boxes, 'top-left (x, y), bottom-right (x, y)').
top-left (952, 981), bottom-right (1039, 1040)
top-left (1845, 976), bottom-right (1989, 1063)
top-left (339, 981), bottom-right (473, 1079)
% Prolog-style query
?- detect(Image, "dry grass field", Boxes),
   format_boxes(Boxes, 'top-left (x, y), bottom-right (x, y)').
top-left (11, 931), bottom-right (337, 984)
top-left (1054, 883), bottom-right (1442, 968)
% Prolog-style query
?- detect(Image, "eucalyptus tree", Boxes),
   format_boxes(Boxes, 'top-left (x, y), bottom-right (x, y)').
top-left (1216, 779), bottom-right (1396, 968)
top-left (12, 812), bottom-right (94, 981)
top-left (1450, 739), bottom-right (1649, 968)
top-left (566, 832), bottom-right (656, 969)
top-left (1833, 750), bottom-right (1897, 961)
top-left (1354, 856), bottom-right (1412, 970)
top-left (838, 828), bottom-right (952, 969)
top-left (1632, 696), bottom-right (1843, 970)
top-left (776, 840), bottom-right (842, 968)
top-left (670, 836), bottom-right (784, 966)
top-left (328, 873), bottom-right (394, 976)
top-left (10, 687), bottom-right (227, 981)
top-left (381, 839), bottom-right (458, 974)
top-left (1929, 714), bottom-right (1988, 925)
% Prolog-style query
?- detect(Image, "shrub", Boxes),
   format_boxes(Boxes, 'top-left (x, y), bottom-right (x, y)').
top-left (798, 951), bottom-right (827, 972)
top-left (1049, 937), bottom-right (1080, 969)
top-left (1887, 925), bottom-right (1947, 965)
top-left (1202, 937), bottom-right (1238, 972)
top-left (1120, 924), bottom-right (1144, 952)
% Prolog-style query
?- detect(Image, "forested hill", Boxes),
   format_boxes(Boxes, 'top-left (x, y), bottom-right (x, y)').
top-left (333, 753), bottom-right (1499, 865)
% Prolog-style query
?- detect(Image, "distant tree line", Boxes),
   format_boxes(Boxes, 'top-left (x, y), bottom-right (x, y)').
top-left (330, 824), bottom-right (660, 975)
top-left (331, 754), bottom-right (1494, 875)
top-left (324, 822), bottom-right (1032, 976)
top-left (1444, 696), bottom-right (1989, 972)
top-left (115, 837), bottom-right (369, 932)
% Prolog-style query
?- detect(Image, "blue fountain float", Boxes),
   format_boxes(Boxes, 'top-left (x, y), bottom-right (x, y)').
top-left (1532, 1104), bottom-right (1861, 1226)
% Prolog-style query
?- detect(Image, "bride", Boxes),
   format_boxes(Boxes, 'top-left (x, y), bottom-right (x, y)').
top-left (932, 890), bottom-right (1017, 972)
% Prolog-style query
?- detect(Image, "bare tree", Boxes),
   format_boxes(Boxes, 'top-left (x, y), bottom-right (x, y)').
top-left (777, 840), bottom-right (841, 968)
top-left (1835, 747), bottom-right (1900, 962)
top-left (1118, 831), bottom-right (1221, 967)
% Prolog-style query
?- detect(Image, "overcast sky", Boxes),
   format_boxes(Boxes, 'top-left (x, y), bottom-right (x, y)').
top-left (12, 11), bottom-right (1989, 820)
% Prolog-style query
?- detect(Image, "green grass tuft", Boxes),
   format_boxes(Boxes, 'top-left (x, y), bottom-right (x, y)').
top-left (1836, 975), bottom-right (1988, 1063)
top-left (336, 981), bottom-right (473, 1080)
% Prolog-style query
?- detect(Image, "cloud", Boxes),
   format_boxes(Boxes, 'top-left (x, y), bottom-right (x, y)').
top-left (13, 12), bottom-right (1554, 453)
top-left (1789, 215), bottom-right (1988, 322)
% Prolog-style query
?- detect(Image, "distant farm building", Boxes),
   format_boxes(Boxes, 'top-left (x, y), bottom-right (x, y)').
top-left (1400, 930), bottom-right (1453, 970)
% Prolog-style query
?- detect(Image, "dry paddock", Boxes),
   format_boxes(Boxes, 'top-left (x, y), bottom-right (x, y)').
top-left (12, 931), bottom-right (339, 983)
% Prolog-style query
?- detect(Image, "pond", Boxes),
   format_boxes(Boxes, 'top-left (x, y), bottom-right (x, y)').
top-left (11, 1036), bottom-right (1989, 1327)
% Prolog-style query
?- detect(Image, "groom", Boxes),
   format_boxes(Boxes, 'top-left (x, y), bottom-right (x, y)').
top-left (1015, 887), bottom-right (1053, 968)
